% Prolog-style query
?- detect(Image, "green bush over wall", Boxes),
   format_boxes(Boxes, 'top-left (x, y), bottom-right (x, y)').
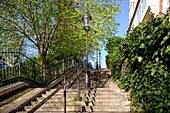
top-left (121, 13), bottom-right (170, 112)
top-left (106, 13), bottom-right (170, 112)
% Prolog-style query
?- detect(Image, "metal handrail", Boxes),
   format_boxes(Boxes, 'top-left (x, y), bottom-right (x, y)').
top-left (64, 82), bottom-right (71, 113)
top-left (64, 66), bottom-right (85, 113)
top-left (0, 51), bottom-right (78, 87)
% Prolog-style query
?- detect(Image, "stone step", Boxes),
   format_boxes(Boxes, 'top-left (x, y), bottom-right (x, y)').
top-left (95, 89), bottom-right (124, 93)
top-left (36, 97), bottom-right (74, 102)
top-left (94, 101), bottom-right (130, 106)
top-left (90, 93), bottom-right (128, 97)
top-left (45, 89), bottom-right (57, 95)
top-left (17, 111), bottom-right (130, 113)
top-left (35, 105), bottom-right (130, 112)
top-left (40, 101), bottom-right (85, 106)
top-left (36, 106), bottom-right (82, 112)
top-left (37, 95), bottom-right (86, 102)
top-left (91, 96), bottom-right (128, 100)
top-left (53, 93), bottom-right (84, 97)
top-left (34, 111), bottom-right (129, 113)
top-left (0, 81), bottom-right (28, 97)
top-left (83, 105), bottom-right (130, 112)
top-left (56, 92), bottom-right (83, 95)
top-left (40, 93), bottom-right (84, 98)
top-left (94, 91), bottom-right (128, 95)
top-left (24, 105), bottom-right (34, 112)
top-left (30, 101), bottom-right (39, 106)
top-left (57, 91), bottom-right (87, 94)
top-left (59, 88), bottom-right (82, 91)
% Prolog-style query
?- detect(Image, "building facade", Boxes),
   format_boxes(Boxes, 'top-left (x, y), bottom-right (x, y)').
top-left (128, 0), bottom-right (170, 32)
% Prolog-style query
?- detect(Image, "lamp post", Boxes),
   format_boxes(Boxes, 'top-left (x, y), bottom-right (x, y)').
top-left (96, 50), bottom-right (98, 70)
top-left (99, 51), bottom-right (101, 71)
top-left (82, 11), bottom-right (92, 88)
top-left (98, 51), bottom-right (101, 83)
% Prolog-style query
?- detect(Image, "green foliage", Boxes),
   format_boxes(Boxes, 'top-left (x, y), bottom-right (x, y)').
top-left (119, 14), bottom-right (170, 112)
top-left (0, 0), bottom-right (120, 66)
top-left (106, 13), bottom-right (170, 112)
top-left (105, 36), bottom-right (124, 80)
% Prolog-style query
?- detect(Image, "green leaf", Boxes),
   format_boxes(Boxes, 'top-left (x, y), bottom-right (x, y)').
top-left (155, 57), bottom-right (159, 62)
top-left (139, 43), bottom-right (145, 48)
top-left (165, 45), bottom-right (170, 53)
top-left (137, 56), bottom-right (143, 62)
top-left (151, 67), bottom-right (156, 76)
top-left (161, 36), bottom-right (169, 45)
top-left (158, 68), bottom-right (163, 75)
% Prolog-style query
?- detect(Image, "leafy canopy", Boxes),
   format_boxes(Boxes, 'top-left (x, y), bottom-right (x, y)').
top-left (0, 0), bottom-right (120, 65)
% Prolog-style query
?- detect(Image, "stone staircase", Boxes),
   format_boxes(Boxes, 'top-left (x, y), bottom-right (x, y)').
top-left (82, 79), bottom-right (131, 112)
top-left (33, 74), bottom-right (88, 113)
top-left (33, 75), bottom-right (130, 112)
top-left (16, 72), bottom-right (131, 113)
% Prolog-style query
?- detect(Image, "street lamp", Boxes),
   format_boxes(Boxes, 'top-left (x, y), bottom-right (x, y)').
top-left (82, 11), bottom-right (92, 88)
top-left (96, 50), bottom-right (99, 70)
top-left (99, 51), bottom-right (101, 70)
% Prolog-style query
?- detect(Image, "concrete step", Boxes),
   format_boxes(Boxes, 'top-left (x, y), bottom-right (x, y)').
top-left (43, 90), bottom-right (84, 98)
top-left (35, 105), bottom-right (130, 112)
top-left (36, 97), bottom-right (80, 102)
top-left (95, 88), bottom-right (124, 93)
top-left (94, 101), bottom-right (130, 106)
top-left (45, 89), bottom-right (57, 95)
top-left (58, 89), bottom-right (88, 93)
top-left (36, 106), bottom-right (82, 112)
top-left (91, 96), bottom-right (128, 100)
top-left (0, 82), bottom-right (28, 97)
top-left (31, 101), bottom-right (38, 106)
top-left (57, 91), bottom-right (85, 95)
top-left (96, 88), bottom-right (119, 90)
top-left (83, 105), bottom-right (130, 112)
top-left (94, 91), bottom-right (127, 95)
top-left (37, 95), bottom-right (87, 102)
top-left (40, 93), bottom-right (84, 98)
top-left (17, 111), bottom-right (130, 113)
top-left (33, 111), bottom-right (129, 113)
top-left (40, 101), bottom-right (85, 106)
top-left (91, 93), bottom-right (128, 97)
top-left (24, 105), bottom-right (34, 112)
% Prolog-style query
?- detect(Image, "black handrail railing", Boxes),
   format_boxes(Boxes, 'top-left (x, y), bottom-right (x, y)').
top-left (0, 51), bottom-right (80, 87)
top-left (63, 66), bottom-right (85, 113)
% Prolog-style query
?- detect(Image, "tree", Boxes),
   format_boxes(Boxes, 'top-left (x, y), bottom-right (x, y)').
top-left (105, 36), bottom-right (124, 79)
top-left (0, 0), bottom-right (120, 67)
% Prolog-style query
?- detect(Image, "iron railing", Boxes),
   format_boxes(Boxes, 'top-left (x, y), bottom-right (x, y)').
top-left (0, 51), bottom-right (81, 87)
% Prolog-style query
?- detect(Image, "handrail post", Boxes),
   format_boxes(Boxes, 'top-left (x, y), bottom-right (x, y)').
top-left (18, 52), bottom-right (21, 77)
top-left (64, 85), bottom-right (66, 113)
top-left (64, 75), bottom-right (66, 84)
top-left (33, 62), bottom-right (36, 82)
top-left (77, 66), bottom-right (80, 101)
top-left (64, 82), bottom-right (70, 113)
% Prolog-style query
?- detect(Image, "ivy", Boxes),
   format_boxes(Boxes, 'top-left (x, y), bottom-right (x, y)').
top-left (106, 13), bottom-right (170, 112)
top-left (122, 13), bottom-right (170, 112)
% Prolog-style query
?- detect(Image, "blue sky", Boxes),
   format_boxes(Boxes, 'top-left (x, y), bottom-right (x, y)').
top-left (99, 0), bottom-right (129, 68)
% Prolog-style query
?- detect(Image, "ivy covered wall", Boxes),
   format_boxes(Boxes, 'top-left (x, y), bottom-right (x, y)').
top-left (106, 13), bottom-right (170, 112)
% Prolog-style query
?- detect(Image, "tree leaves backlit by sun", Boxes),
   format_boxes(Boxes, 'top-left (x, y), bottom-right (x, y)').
top-left (0, 0), bottom-right (120, 66)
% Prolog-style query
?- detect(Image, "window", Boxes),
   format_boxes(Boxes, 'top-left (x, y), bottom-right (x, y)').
top-left (142, 0), bottom-right (146, 13)
top-left (137, 5), bottom-right (142, 23)
top-left (133, 1), bottom-right (135, 9)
